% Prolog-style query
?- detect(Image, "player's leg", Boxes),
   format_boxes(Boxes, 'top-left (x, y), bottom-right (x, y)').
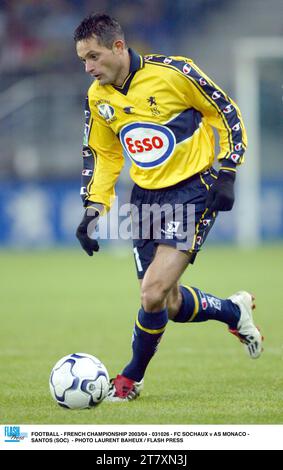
top-left (166, 282), bottom-right (183, 319)
top-left (165, 281), bottom-right (263, 360)
top-left (107, 172), bottom-right (262, 401)
top-left (161, 170), bottom-right (263, 358)
top-left (122, 244), bottom-right (190, 379)
top-left (106, 244), bottom-right (191, 401)
top-left (157, 267), bottom-right (248, 332)
top-left (111, 240), bottom-right (252, 399)
top-left (140, 244), bottom-right (190, 312)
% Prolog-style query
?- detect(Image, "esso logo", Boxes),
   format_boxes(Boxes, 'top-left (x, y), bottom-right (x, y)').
top-left (120, 122), bottom-right (176, 169)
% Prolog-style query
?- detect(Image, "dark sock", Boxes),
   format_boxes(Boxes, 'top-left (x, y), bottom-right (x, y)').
top-left (173, 285), bottom-right (240, 329)
top-left (122, 307), bottom-right (168, 382)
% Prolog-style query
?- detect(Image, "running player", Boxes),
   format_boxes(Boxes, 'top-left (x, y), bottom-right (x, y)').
top-left (74, 13), bottom-right (263, 401)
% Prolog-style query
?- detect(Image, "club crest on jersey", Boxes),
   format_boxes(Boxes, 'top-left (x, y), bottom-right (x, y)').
top-left (97, 104), bottom-right (116, 122)
top-left (120, 122), bottom-right (176, 169)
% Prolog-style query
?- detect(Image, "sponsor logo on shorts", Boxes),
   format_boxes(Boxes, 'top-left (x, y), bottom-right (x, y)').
top-left (196, 235), bottom-right (203, 245)
top-left (161, 221), bottom-right (181, 239)
top-left (202, 218), bottom-right (211, 227)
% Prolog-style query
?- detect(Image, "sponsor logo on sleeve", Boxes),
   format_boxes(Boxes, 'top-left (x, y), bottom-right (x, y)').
top-left (82, 169), bottom-right (93, 176)
top-left (183, 64), bottom-right (191, 75)
top-left (223, 104), bottom-right (234, 114)
top-left (212, 91), bottom-right (221, 100)
top-left (232, 122), bottom-right (241, 131)
top-left (234, 143), bottom-right (242, 151)
top-left (199, 78), bottom-right (207, 86)
top-left (230, 153), bottom-right (241, 163)
top-left (82, 148), bottom-right (93, 158)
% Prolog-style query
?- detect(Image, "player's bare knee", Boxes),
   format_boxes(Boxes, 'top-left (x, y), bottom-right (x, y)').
top-left (141, 281), bottom-right (169, 312)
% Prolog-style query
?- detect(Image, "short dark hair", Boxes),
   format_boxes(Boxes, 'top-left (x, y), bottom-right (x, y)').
top-left (74, 13), bottom-right (125, 48)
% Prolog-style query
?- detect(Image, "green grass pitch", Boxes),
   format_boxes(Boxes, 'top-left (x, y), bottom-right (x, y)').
top-left (1, 244), bottom-right (283, 424)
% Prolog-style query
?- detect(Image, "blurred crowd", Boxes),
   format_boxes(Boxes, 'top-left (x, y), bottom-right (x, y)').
top-left (0, 0), bottom-right (226, 75)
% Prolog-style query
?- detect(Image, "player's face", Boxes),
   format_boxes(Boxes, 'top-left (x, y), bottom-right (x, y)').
top-left (76, 36), bottom-right (127, 86)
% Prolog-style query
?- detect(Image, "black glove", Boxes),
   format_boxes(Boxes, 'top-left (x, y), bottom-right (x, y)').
top-left (76, 206), bottom-right (100, 256)
top-left (205, 170), bottom-right (235, 215)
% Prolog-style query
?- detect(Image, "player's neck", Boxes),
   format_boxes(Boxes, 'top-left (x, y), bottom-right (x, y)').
top-left (112, 49), bottom-right (131, 87)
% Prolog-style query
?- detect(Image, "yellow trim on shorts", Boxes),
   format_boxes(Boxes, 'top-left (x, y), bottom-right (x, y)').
top-left (189, 207), bottom-right (208, 253)
top-left (199, 173), bottom-right (210, 190)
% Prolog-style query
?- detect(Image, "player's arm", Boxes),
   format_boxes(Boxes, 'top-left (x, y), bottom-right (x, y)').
top-left (177, 61), bottom-right (247, 213)
top-left (182, 61), bottom-right (247, 171)
top-left (80, 96), bottom-right (96, 206)
top-left (76, 95), bottom-right (124, 256)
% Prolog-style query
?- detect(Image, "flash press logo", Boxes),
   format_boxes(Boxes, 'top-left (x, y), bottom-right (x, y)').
top-left (4, 426), bottom-right (28, 442)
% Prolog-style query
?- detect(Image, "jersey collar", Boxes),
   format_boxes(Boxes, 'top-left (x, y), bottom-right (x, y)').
top-left (129, 48), bottom-right (145, 73)
top-left (112, 48), bottom-right (144, 95)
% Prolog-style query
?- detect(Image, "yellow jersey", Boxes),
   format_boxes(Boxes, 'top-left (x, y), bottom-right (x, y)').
top-left (80, 49), bottom-right (247, 211)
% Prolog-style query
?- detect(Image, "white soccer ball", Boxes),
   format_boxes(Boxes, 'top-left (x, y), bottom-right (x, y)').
top-left (49, 353), bottom-right (109, 409)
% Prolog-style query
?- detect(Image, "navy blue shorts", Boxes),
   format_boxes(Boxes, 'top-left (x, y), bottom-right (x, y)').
top-left (131, 168), bottom-right (218, 279)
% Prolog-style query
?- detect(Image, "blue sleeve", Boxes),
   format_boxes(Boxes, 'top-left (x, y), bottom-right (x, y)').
top-left (80, 96), bottom-right (95, 206)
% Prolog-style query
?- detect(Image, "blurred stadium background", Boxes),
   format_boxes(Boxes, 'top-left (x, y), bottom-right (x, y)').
top-left (0, 0), bottom-right (282, 248)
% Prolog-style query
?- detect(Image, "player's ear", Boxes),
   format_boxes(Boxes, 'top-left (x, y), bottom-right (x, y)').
top-left (112, 39), bottom-right (125, 55)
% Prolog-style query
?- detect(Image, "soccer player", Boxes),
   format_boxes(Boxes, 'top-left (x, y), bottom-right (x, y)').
top-left (74, 14), bottom-right (263, 401)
